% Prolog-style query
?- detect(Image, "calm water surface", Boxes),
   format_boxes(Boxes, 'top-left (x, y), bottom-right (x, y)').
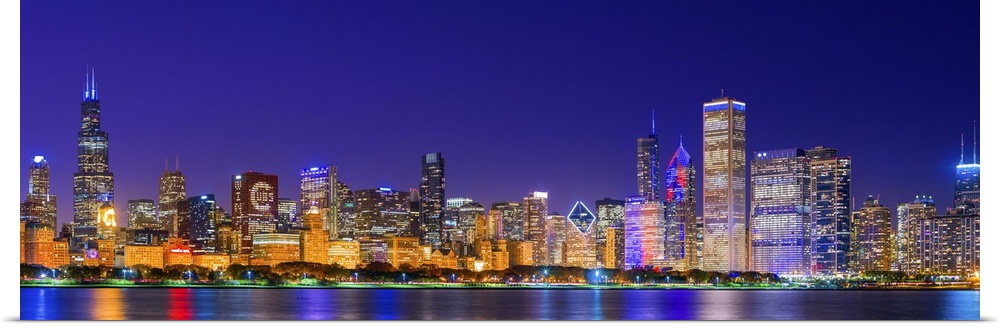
top-left (20, 287), bottom-right (979, 320)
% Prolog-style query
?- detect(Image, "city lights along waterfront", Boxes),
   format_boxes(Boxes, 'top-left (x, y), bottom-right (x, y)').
top-left (19, 68), bottom-right (980, 321)
top-left (19, 3), bottom-right (980, 320)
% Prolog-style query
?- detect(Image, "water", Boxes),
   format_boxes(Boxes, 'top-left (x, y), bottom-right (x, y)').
top-left (20, 287), bottom-right (979, 320)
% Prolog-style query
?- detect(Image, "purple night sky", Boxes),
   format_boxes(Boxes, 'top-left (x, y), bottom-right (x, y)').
top-left (20, 1), bottom-right (978, 228)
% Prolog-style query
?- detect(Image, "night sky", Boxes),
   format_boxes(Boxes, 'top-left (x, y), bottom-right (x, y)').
top-left (20, 1), bottom-right (978, 228)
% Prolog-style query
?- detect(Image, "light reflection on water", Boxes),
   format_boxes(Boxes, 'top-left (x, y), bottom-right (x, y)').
top-left (20, 287), bottom-right (979, 320)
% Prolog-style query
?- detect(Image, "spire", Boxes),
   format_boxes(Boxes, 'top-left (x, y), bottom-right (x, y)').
top-left (679, 133), bottom-right (683, 148)
top-left (84, 65), bottom-right (90, 100)
top-left (651, 110), bottom-right (656, 134)
top-left (91, 67), bottom-right (97, 100)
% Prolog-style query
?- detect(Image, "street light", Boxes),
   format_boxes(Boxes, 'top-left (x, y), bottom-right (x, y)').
top-left (354, 272), bottom-right (359, 283)
top-left (402, 273), bottom-right (407, 284)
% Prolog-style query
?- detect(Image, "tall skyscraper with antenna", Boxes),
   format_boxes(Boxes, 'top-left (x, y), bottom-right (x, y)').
top-left (637, 112), bottom-right (660, 201)
top-left (955, 124), bottom-right (980, 214)
top-left (72, 67), bottom-right (115, 247)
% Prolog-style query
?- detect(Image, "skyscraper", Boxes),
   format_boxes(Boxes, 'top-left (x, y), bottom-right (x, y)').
top-left (300, 165), bottom-right (338, 239)
top-left (566, 201), bottom-right (597, 233)
top-left (749, 148), bottom-right (811, 276)
top-left (336, 181), bottom-right (355, 239)
top-left (702, 96), bottom-right (747, 272)
top-left (354, 187), bottom-right (412, 237)
top-left (850, 196), bottom-right (893, 273)
top-left (623, 196), bottom-right (666, 268)
top-left (443, 197), bottom-right (473, 244)
top-left (493, 201), bottom-right (524, 241)
top-left (126, 199), bottom-right (157, 229)
top-left (595, 198), bottom-right (625, 269)
top-left (420, 153), bottom-right (445, 248)
top-left (158, 160), bottom-right (186, 236)
top-left (545, 214), bottom-right (569, 266)
top-left (913, 209), bottom-right (979, 276)
top-left (458, 202), bottom-right (485, 244)
top-left (807, 146), bottom-right (852, 275)
top-left (277, 198), bottom-right (297, 233)
top-left (73, 68), bottom-right (115, 246)
top-left (954, 132), bottom-right (980, 214)
top-left (524, 191), bottom-right (549, 266)
top-left (896, 196), bottom-right (936, 274)
top-left (188, 194), bottom-right (218, 254)
top-left (637, 113), bottom-right (660, 201)
top-left (232, 172), bottom-right (279, 254)
top-left (664, 139), bottom-right (698, 270)
top-left (24, 156), bottom-right (57, 227)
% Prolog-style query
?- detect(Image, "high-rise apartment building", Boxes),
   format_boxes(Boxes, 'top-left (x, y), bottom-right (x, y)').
top-left (595, 198), bottom-right (624, 268)
top-left (443, 197), bottom-right (473, 244)
top-left (158, 161), bottom-right (186, 236)
top-left (623, 196), bottom-right (666, 268)
top-left (73, 69), bottom-right (115, 246)
top-left (896, 196), bottom-right (936, 274)
top-left (749, 148), bottom-right (811, 276)
top-left (913, 209), bottom-right (979, 276)
top-left (806, 146), bottom-right (852, 275)
top-left (523, 192), bottom-right (549, 266)
top-left (664, 140), bottom-right (698, 270)
top-left (702, 96), bottom-right (747, 272)
top-left (277, 198), bottom-right (297, 233)
top-left (300, 165), bottom-right (338, 238)
top-left (188, 194), bottom-right (219, 254)
top-left (458, 202), bottom-right (485, 244)
top-left (336, 181), bottom-right (355, 239)
top-left (493, 202), bottom-right (524, 242)
top-left (232, 172), bottom-right (279, 254)
top-left (23, 156), bottom-right (57, 227)
top-left (420, 153), bottom-right (446, 248)
top-left (851, 196), bottom-right (893, 273)
top-left (545, 214), bottom-right (568, 266)
top-left (354, 188), bottom-right (412, 237)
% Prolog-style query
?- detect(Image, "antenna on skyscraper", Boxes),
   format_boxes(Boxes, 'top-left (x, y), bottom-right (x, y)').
top-left (679, 133), bottom-right (683, 147)
top-left (960, 133), bottom-right (965, 165)
top-left (91, 67), bottom-right (97, 100)
top-left (721, 88), bottom-right (724, 98)
top-left (652, 110), bottom-right (656, 134)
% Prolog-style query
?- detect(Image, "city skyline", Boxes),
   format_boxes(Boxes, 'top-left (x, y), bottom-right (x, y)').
top-left (21, 2), bottom-right (978, 232)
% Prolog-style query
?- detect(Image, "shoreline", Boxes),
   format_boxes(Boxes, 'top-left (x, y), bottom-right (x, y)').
top-left (18, 283), bottom-right (979, 291)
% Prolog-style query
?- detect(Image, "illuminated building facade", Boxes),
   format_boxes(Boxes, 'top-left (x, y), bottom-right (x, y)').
top-left (358, 237), bottom-right (388, 264)
top-left (329, 240), bottom-right (361, 269)
top-left (386, 236), bottom-right (422, 268)
top-left (807, 146), bottom-right (852, 275)
top-left (595, 198), bottom-right (624, 268)
top-left (637, 113), bottom-right (660, 201)
top-left (96, 204), bottom-right (117, 240)
top-left (459, 202), bottom-right (485, 243)
top-left (492, 202), bottom-right (523, 241)
top-left (914, 210), bottom-right (979, 276)
top-left (25, 222), bottom-right (55, 268)
top-left (188, 194), bottom-right (219, 254)
top-left (163, 238), bottom-right (193, 266)
top-left (126, 228), bottom-right (169, 246)
top-left (251, 233), bottom-right (301, 267)
top-left (232, 172), bottom-right (279, 254)
top-left (749, 148), bottom-right (811, 276)
top-left (427, 248), bottom-right (459, 269)
top-left (604, 226), bottom-right (624, 269)
top-left (506, 241), bottom-right (534, 266)
top-left (702, 96), bottom-right (747, 272)
top-left (300, 165), bottom-right (338, 237)
top-left (896, 196), bottom-right (937, 274)
top-left (214, 223), bottom-right (241, 255)
top-left (73, 69), bottom-right (115, 247)
top-left (850, 196), bottom-right (893, 272)
top-left (545, 214), bottom-right (568, 266)
top-left (23, 156), bottom-right (57, 227)
top-left (336, 181), bottom-right (356, 239)
top-left (300, 206), bottom-right (330, 264)
top-left (276, 198), bottom-right (297, 233)
top-left (126, 199), bottom-right (157, 229)
top-left (158, 164), bottom-right (186, 236)
top-left (623, 196), bottom-right (665, 268)
top-left (125, 245), bottom-right (165, 269)
top-left (443, 197), bottom-right (471, 243)
top-left (420, 152), bottom-right (446, 248)
top-left (193, 254), bottom-right (230, 271)
top-left (567, 201), bottom-right (597, 234)
top-left (664, 141), bottom-right (699, 270)
top-left (486, 207), bottom-right (502, 241)
top-left (53, 239), bottom-right (70, 268)
top-left (954, 130), bottom-right (980, 214)
top-left (354, 188), bottom-right (412, 237)
top-left (523, 192), bottom-right (549, 266)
